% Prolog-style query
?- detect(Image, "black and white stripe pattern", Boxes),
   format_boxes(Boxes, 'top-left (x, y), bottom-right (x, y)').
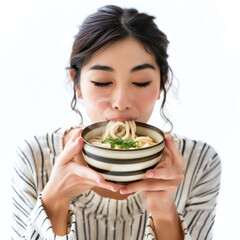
top-left (11, 127), bottom-right (221, 239)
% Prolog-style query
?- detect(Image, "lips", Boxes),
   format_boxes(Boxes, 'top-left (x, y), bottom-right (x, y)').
top-left (107, 117), bottom-right (137, 121)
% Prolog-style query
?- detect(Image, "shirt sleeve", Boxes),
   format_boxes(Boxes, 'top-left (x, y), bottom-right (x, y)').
top-left (11, 140), bottom-right (77, 240)
top-left (181, 145), bottom-right (222, 240)
top-left (144, 144), bottom-right (221, 240)
top-left (145, 214), bottom-right (190, 240)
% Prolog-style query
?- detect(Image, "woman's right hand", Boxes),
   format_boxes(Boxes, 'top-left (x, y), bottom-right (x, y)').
top-left (41, 129), bottom-right (118, 236)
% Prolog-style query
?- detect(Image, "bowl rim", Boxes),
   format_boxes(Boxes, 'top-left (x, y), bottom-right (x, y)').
top-left (81, 121), bottom-right (165, 152)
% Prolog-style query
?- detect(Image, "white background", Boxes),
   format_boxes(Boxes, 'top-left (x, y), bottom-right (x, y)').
top-left (0, 0), bottom-right (239, 239)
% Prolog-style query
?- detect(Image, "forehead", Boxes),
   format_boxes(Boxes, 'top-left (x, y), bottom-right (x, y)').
top-left (83, 37), bottom-right (158, 70)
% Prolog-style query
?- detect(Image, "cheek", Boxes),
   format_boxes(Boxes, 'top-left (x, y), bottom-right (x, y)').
top-left (82, 86), bottom-right (111, 107)
top-left (137, 88), bottom-right (160, 106)
top-left (81, 87), bottom-right (110, 123)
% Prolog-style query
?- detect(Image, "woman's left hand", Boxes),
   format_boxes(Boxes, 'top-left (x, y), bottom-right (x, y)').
top-left (120, 134), bottom-right (185, 215)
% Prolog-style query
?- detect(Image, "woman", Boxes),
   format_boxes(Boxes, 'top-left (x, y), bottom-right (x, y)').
top-left (11, 5), bottom-right (221, 240)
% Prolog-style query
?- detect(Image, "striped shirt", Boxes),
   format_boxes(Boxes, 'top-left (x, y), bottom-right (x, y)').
top-left (11, 126), bottom-right (221, 240)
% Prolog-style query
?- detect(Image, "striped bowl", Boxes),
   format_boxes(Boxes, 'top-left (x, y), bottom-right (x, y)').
top-left (81, 121), bottom-right (165, 184)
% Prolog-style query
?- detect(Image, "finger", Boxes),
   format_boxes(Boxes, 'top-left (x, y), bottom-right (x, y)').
top-left (71, 162), bottom-right (104, 182)
top-left (69, 163), bottom-right (119, 192)
top-left (120, 178), bottom-right (180, 194)
top-left (142, 190), bottom-right (167, 199)
top-left (165, 135), bottom-right (183, 166)
top-left (146, 167), bottom-right (184, 180)
top-left (158, 158), bottom-right (172, 168)
top-left (65, 128), bottom-right (82, 148)
top-left (157, 149), bottom-right (172, 168)
top-left (97, 181), bottom-right (119, 192)
top-left (57, 136), bottom-right (83, 165)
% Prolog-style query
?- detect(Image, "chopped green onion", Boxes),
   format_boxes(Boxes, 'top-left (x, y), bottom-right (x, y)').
top-left (102, 136), bottom-right (141, 149)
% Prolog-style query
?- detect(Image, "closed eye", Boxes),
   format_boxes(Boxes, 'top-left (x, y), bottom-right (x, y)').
top-left (132, 81), bottom-right (152, 87)
top-left (91, 81), bottom-right (113, 87)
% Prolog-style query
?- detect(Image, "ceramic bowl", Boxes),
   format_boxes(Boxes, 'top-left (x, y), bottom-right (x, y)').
top-left (81, 121), bottom-right (165, 184)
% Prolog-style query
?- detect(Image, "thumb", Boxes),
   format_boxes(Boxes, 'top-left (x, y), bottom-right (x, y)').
top-left (165, 134), bottom-right (174, 148)
top-left (165, 134), bottom-right (181, 161)
top-left (57, 135), bottom-right (83, 166)
top-left (64, 128), bottom-right (82, 148)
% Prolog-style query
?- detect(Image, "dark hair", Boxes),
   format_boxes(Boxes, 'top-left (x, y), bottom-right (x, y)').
top-left (68, 5), bottom-right (173, 130)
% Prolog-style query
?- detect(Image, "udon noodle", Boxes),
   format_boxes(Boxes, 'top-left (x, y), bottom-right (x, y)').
top-left (89, 120), bottom-right (157, 149)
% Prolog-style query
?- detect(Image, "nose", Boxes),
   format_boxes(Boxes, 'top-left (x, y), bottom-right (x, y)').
top-left (111, 86), bottom-right (132, 111)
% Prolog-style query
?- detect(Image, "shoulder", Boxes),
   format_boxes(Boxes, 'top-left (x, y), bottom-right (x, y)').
top-left (172, 133), bottom-right (221, 174)
top-left (18, 127), bottom-right (64, 157)
top-left (14, 127), bottom-right (69, 190)
top-left (15, 127), bottom-right (67, 173)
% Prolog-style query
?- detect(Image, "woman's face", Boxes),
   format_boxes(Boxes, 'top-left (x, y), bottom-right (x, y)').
top-left (78, 37), bottom-right (161, 123)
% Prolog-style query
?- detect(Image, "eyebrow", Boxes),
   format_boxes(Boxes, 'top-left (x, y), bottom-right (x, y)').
top-left (89, 65), bottom-right (114, 72)
top-left (88, 63), bottom-right (156, 72)
top-left (131, 63), bottom-right (156, 72)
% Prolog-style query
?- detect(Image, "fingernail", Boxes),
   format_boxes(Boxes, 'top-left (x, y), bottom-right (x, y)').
top-left (108, 186), bottom-right (116, 192)
top-left (96, 178), bottom-right (104, 184)
top-left (120, 187), bottom-right (128, 194)
top-left (112, 186), bottom-right (118, 192)
top-left (147, 170), bottom-right (155, 178)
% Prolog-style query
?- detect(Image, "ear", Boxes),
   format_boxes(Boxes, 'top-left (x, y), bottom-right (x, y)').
top-left (162, 75), bottom-right (168, 86)
top-left (69, 69), bottom-right (83, 99)
top-left (69, 68), bottom-right (75, 81)
top-left (157, 75), bottom-right (168, 100)
top-left (76, 87), bottom-right (83, 99)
